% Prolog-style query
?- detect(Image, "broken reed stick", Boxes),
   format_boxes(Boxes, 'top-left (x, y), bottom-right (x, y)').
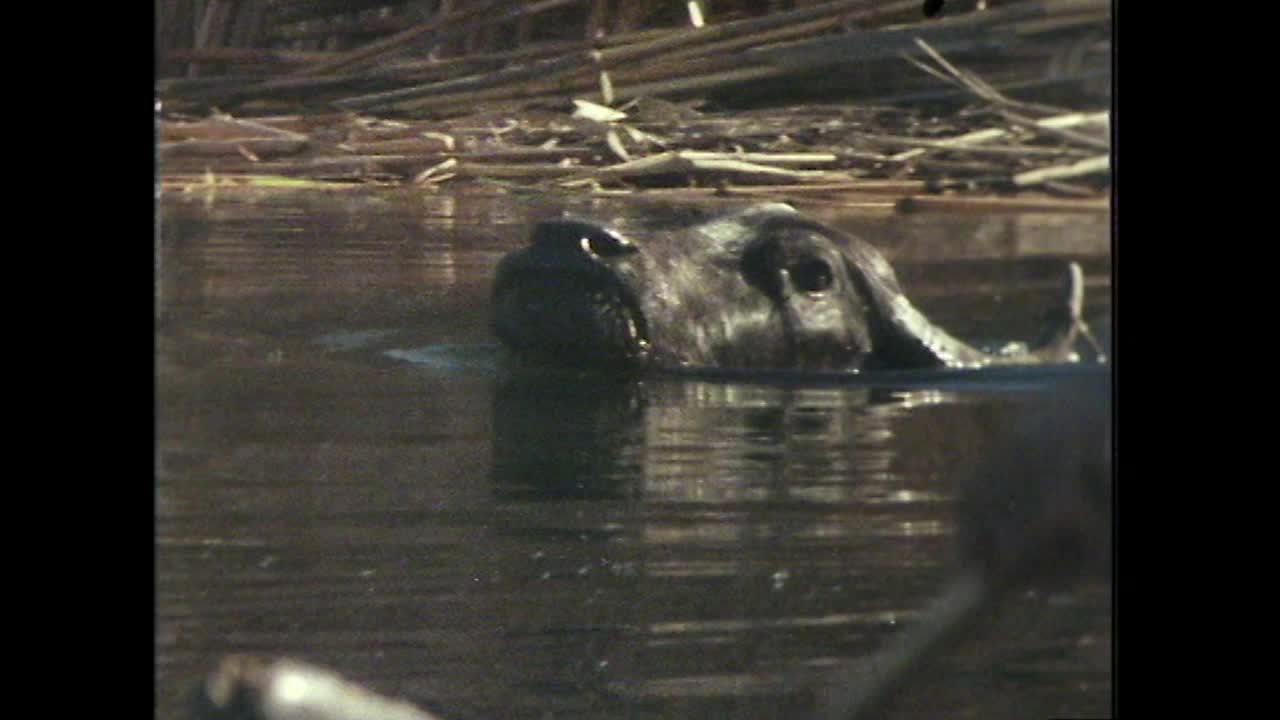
top-left (896, 193), bottom-right (1109, 213)
top-left (448, 162), bottom-right (589, 178)
top-left (1034, 110), bottom-right (1110, 130)
top-left (729, 180), bottom-right (930, 195)
top-left (164, 47), bottom-right (334, 67)
top-left (584, 181), bottom-right (926, 196)
top-left (160, 155), bottom-right (593, 179)
top-left (917, 110), bottom-right (1107, 149)
top-left (1042, 180), bottom-right (1101, 197)
top-left (161, 114), bottom-right (312, 144)
top-left (160, 138), bottom-right (309, 158)
top-left (673, 151), bottom-right (838, 166)
top-left (889, 109), bottom-right (1109, 162)
top-left (560, 150), bottom-right (855, 186)
top-left (606, 65), bottom-right (788, 106)
top-left (160, 174), bottom-right (369, 190)
top-left (903, 34), bottom-right (1093, 118)
top-left (586, 185), bottom-right (902, 209)
top-left (1012, 153), bottom-right (1109, 186)
top-left (999, 109), bottom-right (1110, 151)
top-left (859, 133), bottom-right (1092, 157)
top-left (336, 142), bottom-right (599, 161)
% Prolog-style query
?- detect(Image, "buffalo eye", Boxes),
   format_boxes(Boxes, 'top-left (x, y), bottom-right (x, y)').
top-left (741, 242), bottom-right (835, 297)
top-left (788, 258), bottom-right (833, 293)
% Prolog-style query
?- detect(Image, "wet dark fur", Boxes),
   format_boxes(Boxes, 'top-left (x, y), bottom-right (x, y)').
top-left (493, 203), bottom-right (1089, 372)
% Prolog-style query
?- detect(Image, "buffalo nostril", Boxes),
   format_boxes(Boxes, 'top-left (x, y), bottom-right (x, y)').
top-left (531, 221), bottom-right (635, 260)
top-left (582, 232), bottom-right (636, 258)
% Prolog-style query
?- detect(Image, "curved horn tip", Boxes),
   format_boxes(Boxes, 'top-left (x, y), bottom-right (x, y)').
top-left (1064, 262), bottom-right (1085, 320)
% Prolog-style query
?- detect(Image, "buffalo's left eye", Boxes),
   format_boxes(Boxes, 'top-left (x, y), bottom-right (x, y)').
top-left (789, 258), bottom-right (833, 293)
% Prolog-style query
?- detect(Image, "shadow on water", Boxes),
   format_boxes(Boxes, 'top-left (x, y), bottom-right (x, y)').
top-left (158, 189), bottom-right (1111, 720)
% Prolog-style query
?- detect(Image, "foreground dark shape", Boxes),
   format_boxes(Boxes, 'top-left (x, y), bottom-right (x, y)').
top-left (493, 203), bottom-right (1096, 372)
top-left (191, 655), bottom-right (446, 720)
top-left (814, 372), bottom-right (1113, 719)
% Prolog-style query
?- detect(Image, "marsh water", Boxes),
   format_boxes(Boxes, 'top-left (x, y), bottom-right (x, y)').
top-left (156, 188), bottom-right (1112, 720)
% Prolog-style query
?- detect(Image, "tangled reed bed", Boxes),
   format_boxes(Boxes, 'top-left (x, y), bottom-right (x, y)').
top-left (157, 0), bottom-right (1111, 210)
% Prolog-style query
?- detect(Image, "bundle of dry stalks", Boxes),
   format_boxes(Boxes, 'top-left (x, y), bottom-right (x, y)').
top-left (158, 0), bottom-right (1110, 206)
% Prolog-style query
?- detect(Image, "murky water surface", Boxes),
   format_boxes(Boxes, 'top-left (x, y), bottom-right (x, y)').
top-left (156, 188), bottom-right (1112, 720)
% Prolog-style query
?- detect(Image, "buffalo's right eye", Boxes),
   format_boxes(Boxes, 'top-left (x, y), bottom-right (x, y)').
top-left (789, 258), bottom-right (833, 293)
